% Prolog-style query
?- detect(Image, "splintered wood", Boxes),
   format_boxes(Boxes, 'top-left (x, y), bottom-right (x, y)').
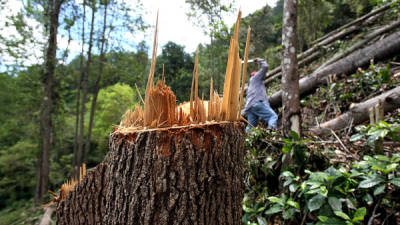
top-left (44, 164), bottom-right (86, 207)
top-left (118, 10), bottom-right (250, 132)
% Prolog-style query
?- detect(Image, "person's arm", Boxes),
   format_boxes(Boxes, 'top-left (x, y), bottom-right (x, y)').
top-left (252, 59), bottom-right (268, 82)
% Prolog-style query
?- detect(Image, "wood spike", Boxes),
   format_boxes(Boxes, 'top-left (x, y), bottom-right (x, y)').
top-left (162, 64), bottom-right (165, 84)
top-left (135, 83), bottom-right (145, 105)
top-left (144, 11), bottom-right (159, 126)
top-left (238, 27), bottom-right (251, 119)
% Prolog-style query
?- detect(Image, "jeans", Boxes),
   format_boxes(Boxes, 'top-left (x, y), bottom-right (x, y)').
top-left (246, 101), bottom-right (278, 132)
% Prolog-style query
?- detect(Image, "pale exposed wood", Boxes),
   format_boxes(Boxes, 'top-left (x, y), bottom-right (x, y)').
top-left (239, 27), bottom-right (251, 118)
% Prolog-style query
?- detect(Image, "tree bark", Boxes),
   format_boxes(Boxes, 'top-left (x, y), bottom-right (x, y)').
top-left (84, 1), bottom-right (108, 163)
top-left (317, 19), bottom-right (400, 70)
top-left (57, 123), bottom-right (245, 224)
top-left (310, 1), bottom-right (393, 45)
top-left (311, 86), bottom-right (400, 135)
top-left (77, 2), bottom-right (96, 166)
top-left (35, 0), bottom-right (62, 204)
top-left (282, 0), bottom-right (301, 136)
top-left (269, 31), bottom-right (400, 108)
top-left (73, 0), bottom-right (86, 168)
top-left (104, 122), bottom-right (245, 225)
top-left (56, 163), bottom-right (108, 225)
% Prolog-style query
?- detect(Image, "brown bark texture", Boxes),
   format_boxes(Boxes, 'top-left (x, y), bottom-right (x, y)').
top-left (269, 31), bottom-right (400, 108)
top-left (35, 0), bottom-right (62, 204)
top-left (104, 122), bottom-right (245, 225)
top-left (56, 163), bottom-right (108, 225)
top-left (311, 86), bottom-right (400, 135)
top-left (56, 122), bottom-right (245, 224)
top-left (282, 0), bottom-right (301, 136)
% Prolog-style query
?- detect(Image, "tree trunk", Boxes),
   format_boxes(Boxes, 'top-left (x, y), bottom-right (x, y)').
top-left (84, 1), bottom-right (108, 163)
top-left (77, 3), bottom-right (96, 166)
top-left (317, 19), bottom-right (400, 70)
top-left (35, 0), bottom-right (62, 204)
top-left (56, 163), bottom-right (108, 225)
top-left (104, 122), bottom-right (245, 224)
top-left (73, 1), bottom-right (86, 167)
top-left (269, 31), bottom-right (400, 108)
top-left (311, 86), bottom-right (400, 135)
top-left (310, 1), bottom-right (393, 45)
top-left (282, 0), bottom-right (301, 137)
top-left (56, 123), bottom-right (245, 224)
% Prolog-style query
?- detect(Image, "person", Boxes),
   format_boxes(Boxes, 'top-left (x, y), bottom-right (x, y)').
top-left (243, 58), bottom-right (278, 132)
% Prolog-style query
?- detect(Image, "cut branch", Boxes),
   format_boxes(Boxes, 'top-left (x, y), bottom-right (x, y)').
top-left (311, 86), bottom-right (400, 135)
top-left (269, 31), bottom-right (400, 108)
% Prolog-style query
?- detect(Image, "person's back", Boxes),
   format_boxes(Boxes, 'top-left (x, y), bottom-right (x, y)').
top-left (244, 58), bottom-right (278, 131)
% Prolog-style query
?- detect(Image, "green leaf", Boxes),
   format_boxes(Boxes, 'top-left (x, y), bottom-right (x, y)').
top-left (320, 186), bottom-right (328, 197)
top-left (373, 184), bottom-right (386, 196)
top-left (358, 177), bottom-right (383, 188)
top-left (328, 197), bottom-right (342, 211)
top-left (268, 196), bottom-right (285, 205)
top-left (375, 155), bottom-right (390, 162)
top-left (352, 207), bottom-right (366, 222)
top-left (264, 204), bottom-right (283, 215)
top-left (243, 205), bottom-right (255, 213)
top-left (257, 216), bottom-right (268, 225)
top-left (289, 184), bottom-right (298, 193)
top-left (289, 130), bottom-right (300, 140)
top-left (334, 211), bottom-right (350, 221)
top-left (316, 217), bottom-right (347, 225)
top-left (363, 194), bottom-right (373, 205)
top-left (282, 145), bottom-right (291, 153)
top-left (390, 177), bottom-right (400, 187)
top-left (286, 199), bottom-right (300, 210)
top-left (349, 133), bottom-right (364, 142)
top-left (307, 194), bottom-right (325, 212)
top-left (283, 208), bottom-right (296, 220)
top-left (318, 216), bottom-right (328, 222)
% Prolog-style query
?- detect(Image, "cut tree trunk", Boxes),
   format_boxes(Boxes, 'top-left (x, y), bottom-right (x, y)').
top-left (311, 86), bottom-right (400, 135)
top-left (104, 122), bottom-right (245, 225)
top-left (317, 19), bottom-right (400, 70)
top-left (56, 163), bottom-right (108, 225)
top-left (310, 1), bottom-right (394, 45)
top-left (269, 31), bottom-right (400, 108)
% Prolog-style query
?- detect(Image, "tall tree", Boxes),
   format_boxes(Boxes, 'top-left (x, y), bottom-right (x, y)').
top-left (281, 0), bottom-right (301, 137)
top-left (35, 0), bottom-right (64, 204)
top-left (77, 0), bottom-right (96, 166)
top-left (73, 0), bottom-right (86, 167)
top-left (84, 0), bottom-right (109, 163)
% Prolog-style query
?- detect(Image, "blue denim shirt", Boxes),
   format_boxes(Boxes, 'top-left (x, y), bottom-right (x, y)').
top-left (244, 59), bottom-right (269, 112)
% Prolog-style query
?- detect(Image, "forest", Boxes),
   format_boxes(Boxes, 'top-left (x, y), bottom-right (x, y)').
top-left (0, 0), bottom-right (400, 224)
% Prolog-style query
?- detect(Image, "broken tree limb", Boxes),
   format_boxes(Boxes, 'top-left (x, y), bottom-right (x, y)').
top-left (317, 19), bottom-right (400, 70)
top-left (264, 50), bottom-right (321, 85)
top-left (39, 206), bottom-right (55, 225)
top-left (311, 86), bottom-right (400, 135)
top-left (269, 31), bottom-right (400, 108)
top-left (311, 1), bottom-right (395, 45)
top-left (104, 122), bottom-right (245, 224)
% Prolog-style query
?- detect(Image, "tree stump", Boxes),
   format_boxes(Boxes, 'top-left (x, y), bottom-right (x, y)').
top-left (104, 122), bottom-right (245, 225)
top-left (56, 163), bottom-right (108, 225)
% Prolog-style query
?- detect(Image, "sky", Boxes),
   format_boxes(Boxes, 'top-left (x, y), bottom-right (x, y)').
top-left (141, 0), bottom-right (278, 53)
top-left (0, 0), bottom-right (277, 68)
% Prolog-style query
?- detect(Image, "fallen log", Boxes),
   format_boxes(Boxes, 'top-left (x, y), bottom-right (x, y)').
top-left (269, 31), bottom-right (400, 108)
top-left (310, 1), bottom-right (394, 45)
top-left (317, 19), bottom-right (400, 70)
top-left (263, 4), bottom-right (391, 82)
top-left (39, 206), bottom-right (55, 225)
top-left (311, 86), bottom-right (400, 135)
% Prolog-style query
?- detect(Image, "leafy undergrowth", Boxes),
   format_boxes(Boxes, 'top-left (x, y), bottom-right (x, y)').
top-left (0, 200), bottom-right (44, 225)
top-left (243, 117), bottom-right (400, 224)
